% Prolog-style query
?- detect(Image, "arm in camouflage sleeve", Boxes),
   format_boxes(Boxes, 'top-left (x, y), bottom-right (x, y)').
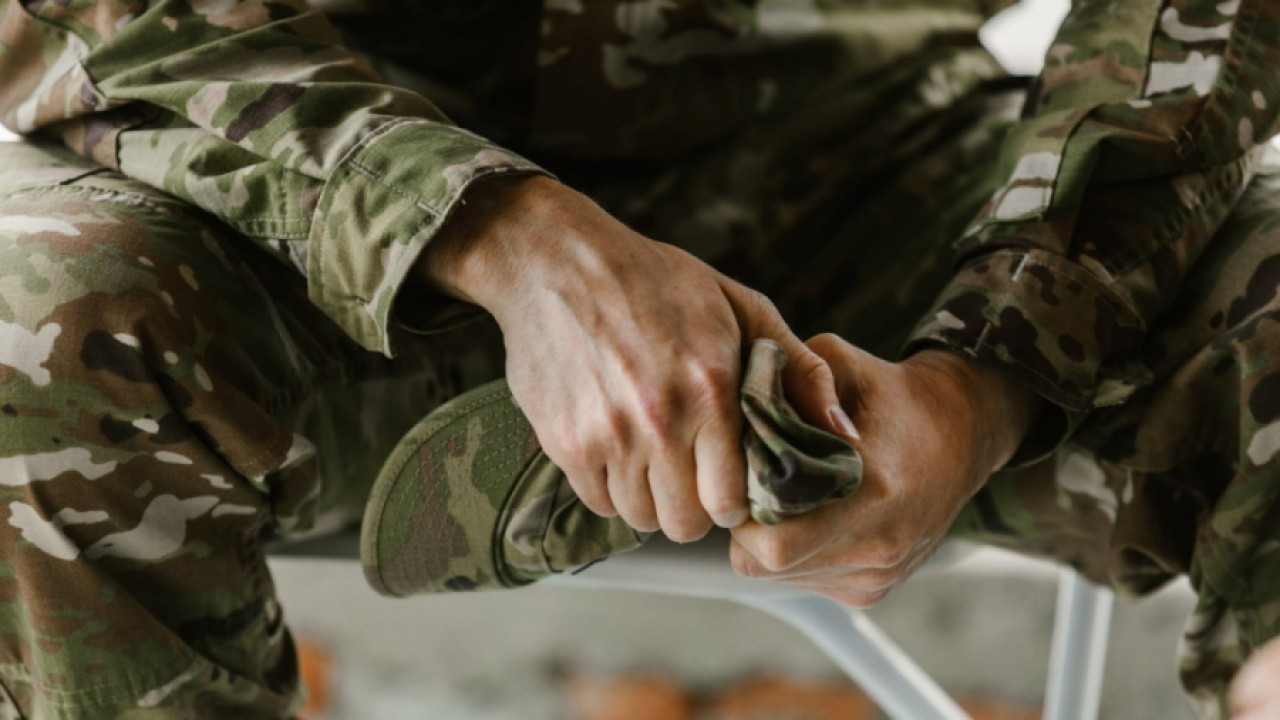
top-left (0, 0), bottom-right (545, 354)
top-left (906, 0), bottom-right (1280, 461)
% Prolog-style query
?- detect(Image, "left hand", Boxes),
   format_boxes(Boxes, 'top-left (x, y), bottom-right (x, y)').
top-left (729, 333), bottom-right (1039, 607)
top-left (1233, 634), bottom-right (1280, 719)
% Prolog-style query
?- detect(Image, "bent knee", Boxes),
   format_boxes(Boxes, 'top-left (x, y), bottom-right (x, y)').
top-left (0, 183), bottom-right (258, 389)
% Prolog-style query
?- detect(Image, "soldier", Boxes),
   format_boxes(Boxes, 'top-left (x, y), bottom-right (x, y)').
top-left (0, 0), bottom-right (1278, 717)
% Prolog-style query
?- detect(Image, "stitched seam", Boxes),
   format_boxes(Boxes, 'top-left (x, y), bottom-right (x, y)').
top-left (309, 117), bottom-right (414, 309)
top-left (346, 160), bottom-right (437, 216)
top-left (977, 249), bottom-right (1146, 328)
top-left (6, 185), bottom-right (176, 215)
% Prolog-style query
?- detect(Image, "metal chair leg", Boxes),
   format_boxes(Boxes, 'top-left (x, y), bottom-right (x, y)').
top-left (1043, 569), bottom-right (1115, 720)
top-left (739, 595), bottom-right (972, 720)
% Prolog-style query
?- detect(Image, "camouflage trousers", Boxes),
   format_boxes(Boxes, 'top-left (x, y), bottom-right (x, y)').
top-left (3, 69), bottom-right (1280, 717)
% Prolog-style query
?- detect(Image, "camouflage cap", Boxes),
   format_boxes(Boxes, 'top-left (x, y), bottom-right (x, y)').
top-left (360, 339), bottom-right (862, 597)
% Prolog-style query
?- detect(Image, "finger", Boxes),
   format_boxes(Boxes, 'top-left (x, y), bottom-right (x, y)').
top-left (567, 466), bottom-right (616, 518)
top-left (729, 536), bottom-right (824, 581)
top-left (731, 539), bottom-right (898, 609)
top-left (789, 578), bottom-right (895, 609)
top-left (648, 451), bottom-right (712, 543)
top-left (1233, 639), bottom-right (1280, 715)
top-left (607, 461), bottom-right (660, 533)
top-left (728, 534), bottom-right (860, 584)
top-left (534, 416), bottom-right (618, 518)
top-left (728, 509), bottom-right (839, 575)
top-left (693, 390), bottom-right (749, 528)
top-left (787, 333), bottom-right (857, 441)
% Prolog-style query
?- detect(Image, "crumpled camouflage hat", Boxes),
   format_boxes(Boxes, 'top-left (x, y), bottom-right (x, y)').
top-left (360, 339), bottom-right (862, 597)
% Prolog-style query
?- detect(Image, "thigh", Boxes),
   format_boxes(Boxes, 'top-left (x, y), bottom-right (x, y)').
top-left (0, 140), bottom-right (498, 717)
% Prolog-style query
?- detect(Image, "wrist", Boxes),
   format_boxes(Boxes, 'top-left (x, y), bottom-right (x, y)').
top-left (903, 349), bottom-right (1041, 476)
top-left (416, 174), bottom-right (562, 310)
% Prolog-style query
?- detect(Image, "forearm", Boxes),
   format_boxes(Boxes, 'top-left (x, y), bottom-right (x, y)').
top-left (902, 348), bottom-right (1042, 480)
top-left (417, 175), bottom-right (567, 310)
top-left (906, 0), bottom-right (1279, 466)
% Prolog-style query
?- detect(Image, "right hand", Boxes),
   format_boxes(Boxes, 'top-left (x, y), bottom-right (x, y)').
top-left (419, 176), bottom-right (852, 542)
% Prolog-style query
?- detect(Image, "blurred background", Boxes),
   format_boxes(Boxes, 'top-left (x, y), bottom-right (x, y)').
top-left (269, 541), bottom-right (1200, 720)
top-left (0, 0), bottom-right (1234, 717)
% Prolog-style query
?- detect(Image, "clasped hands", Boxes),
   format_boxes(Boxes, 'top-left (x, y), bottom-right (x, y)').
top-left (422, 176), bottom-right (1038, 608)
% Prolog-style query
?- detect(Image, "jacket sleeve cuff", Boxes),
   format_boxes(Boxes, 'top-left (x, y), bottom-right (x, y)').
top-left (307, 118), bottom-right (547, 355)
top-left (903, 247), bottom-right (1149, 466)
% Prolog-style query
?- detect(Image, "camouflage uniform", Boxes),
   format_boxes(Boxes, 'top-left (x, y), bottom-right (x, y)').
top-left (0, 0), bottom-right (1278, 716)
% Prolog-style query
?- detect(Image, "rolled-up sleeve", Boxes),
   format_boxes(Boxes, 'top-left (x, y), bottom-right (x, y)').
top-left (906, 0), bottom-right (1280, 461)
top-left (0, 0), bottom-right (545, 354)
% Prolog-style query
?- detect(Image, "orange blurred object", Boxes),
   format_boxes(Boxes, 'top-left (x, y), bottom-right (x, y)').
top-left (296, 636), bottom-right (334, 719)
top-left (956, 697), bottom-right (1041, 720)
top-left (704, 674), bottom-right (874, 720)
top-left (564, 671), bottom-right (694, 720)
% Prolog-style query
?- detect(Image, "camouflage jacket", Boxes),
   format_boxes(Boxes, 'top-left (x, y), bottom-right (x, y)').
top-left (1, 0), bottom-right (1277, 457)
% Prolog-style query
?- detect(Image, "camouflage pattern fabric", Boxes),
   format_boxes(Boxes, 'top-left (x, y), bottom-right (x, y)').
top-left (741, 340), bottom-right (862, 526)
top-left (950, 157), bottom-right (1280, 718)
top-left (361, 338), bottom-right (860, 597)
top-left (0, 0), bottom-right (1279, 716)
top-left (361, 375), bottom-right (651, 597)
top-left (0, 139), bottom-right (506, 717)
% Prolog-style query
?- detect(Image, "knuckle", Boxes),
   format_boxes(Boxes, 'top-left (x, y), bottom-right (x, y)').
top-left (617, 503), bottom-right (660, 534)
top-left (572, 477), bottom-right (612, 510)
top-left (685, 359), bottom-right (735, 409)
top-left (631, 515), bottom-right (662, 534)
top-left (844, 587), bottom-right (892, 609)
top-left (702, 492), bottom-right (745, 520)
top-left (582, 497), bottom-right (617, 518)
top-left (861, 568), bottom-right (902, 592)
top-left (597, 408), bottom-right (631, 453)
top-left (631, 391), bottom-right (678, 448)
top-left (862, 586), bottom-right (894, 607)
top-left (743, 286), bottom-right (775, 313)
top-left (730, 547), bottom-right (760, 578)
top-left (548, 428), bottom-right (592, 470)
top-left (852, 538), bottom-right (909, 569)
top-left (807, 332), bottom-right (843, 354)
top-left (758, 536), bottom-right (796, 573)
top-left (567, 410), bottom-right (627, 466)
top-left (796, 350), bottom-right (833, 385)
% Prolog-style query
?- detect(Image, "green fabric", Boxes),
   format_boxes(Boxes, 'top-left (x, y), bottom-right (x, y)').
top-left (742, 341), bottom-right (862, 525)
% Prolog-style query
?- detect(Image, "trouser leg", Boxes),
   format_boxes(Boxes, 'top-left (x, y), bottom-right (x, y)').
top-left (0, 140), bottom-right (500, 718)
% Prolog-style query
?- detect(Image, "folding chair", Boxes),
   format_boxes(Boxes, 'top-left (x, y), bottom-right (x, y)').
top-left (273, 528), bottom-right (1114, 720)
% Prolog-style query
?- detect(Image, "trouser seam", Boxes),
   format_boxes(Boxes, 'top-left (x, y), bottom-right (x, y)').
top-left (0, 660), bottom-right (198, 704)
top-left (3, 184), bottom-right (183, 216)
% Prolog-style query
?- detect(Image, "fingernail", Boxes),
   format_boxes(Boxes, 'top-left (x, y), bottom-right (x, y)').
top-left (718, 508), bottom-right (749, 529)
top-left (828, 404), bottom-right (860, 441)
